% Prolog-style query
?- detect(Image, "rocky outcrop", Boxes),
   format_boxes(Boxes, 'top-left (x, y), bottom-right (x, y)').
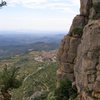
top-left (75, 20), bottom-right (100, 99)
top-left (80, 0), bottom-right (92, 16)
top-left (57, 0), bottom-right (100, 99)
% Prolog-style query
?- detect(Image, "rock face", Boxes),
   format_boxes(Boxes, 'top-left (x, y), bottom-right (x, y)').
top-left (57, 0), bottom-right (100, 99)
top-left (80, 0), bottom-right (92, 16)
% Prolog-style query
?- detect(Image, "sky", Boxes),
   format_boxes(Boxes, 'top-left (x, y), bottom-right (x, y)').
top-left (0, 0), bottom-right (80, 33)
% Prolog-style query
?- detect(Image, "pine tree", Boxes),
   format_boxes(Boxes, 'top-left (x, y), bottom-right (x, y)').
top-left (0, 0), bottom-right (7, 7)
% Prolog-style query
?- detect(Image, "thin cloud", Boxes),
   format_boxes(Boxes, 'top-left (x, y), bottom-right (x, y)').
top-left (47, 3), bottom-right (77, 14)
top-left (6, 0), bottom-right (47, 7)
top-left (6, 0), bottom-right (80, 11)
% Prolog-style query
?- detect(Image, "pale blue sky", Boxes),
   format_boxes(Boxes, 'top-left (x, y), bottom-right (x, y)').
top-left (0, 0), bottom-right (80, 33)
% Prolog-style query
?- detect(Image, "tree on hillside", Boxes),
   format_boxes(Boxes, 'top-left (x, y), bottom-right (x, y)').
top-left (0, 65), bottom-right (22, 100)
top-left (0, 0), bottom-right (7, 7)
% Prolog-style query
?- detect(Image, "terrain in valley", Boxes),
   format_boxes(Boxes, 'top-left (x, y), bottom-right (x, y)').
top-left (0, 32), bottom-right (65, 100)
top-left (0, 50), bottom-right (58, 100)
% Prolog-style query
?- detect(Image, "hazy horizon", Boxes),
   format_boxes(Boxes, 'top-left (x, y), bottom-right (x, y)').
top-left (0, 30), bottom-right (67, 35)
top-left (0, 0), bottom-right (80, 33)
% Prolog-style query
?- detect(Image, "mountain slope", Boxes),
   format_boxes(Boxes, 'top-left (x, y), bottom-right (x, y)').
top-left (0, 50), bottom-right (58, 100)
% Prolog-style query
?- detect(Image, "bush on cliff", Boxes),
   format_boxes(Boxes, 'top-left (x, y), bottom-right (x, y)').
top-left (93, 13), bottom-right (100, 19)
top-left (55, 79), bottom-right (77, 100)
top-left (93, 3), bottom-right (100, 13)
top-left (93, 3), bottom-right (100, 20)
top-left (72, 28), bottom-right (83, 38)
top-left (47, 79), bottom-right (77, 100)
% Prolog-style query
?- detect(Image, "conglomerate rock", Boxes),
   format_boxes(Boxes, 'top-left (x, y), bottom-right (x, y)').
top-left (57, 0), bottom-right (100, 99)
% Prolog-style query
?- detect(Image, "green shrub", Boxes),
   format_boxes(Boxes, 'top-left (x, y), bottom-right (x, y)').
top-left (93, 13), bottom-right (100, 19)
top-left (93, 2), bottom-right (100, 20)
top-left (72, 28), bottom-right (83, 37)
top-left (93, 3), bottom-right (100, 13)
top-left (0, 65), bottom-right (22, 90)
top-left (54, 79), bottom-right (77, 100)
top-left (49, 96), bottom-right (56, 100)
top-left (93, 97), bottom-right (99, 100)
top-left (0, 65), bottom-right (22, 100)
top-left (47, 92), bottom-right (56, 100)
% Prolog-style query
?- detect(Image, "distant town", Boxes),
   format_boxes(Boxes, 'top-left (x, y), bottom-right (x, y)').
top-left (33, 50), bottom-right (57, 62)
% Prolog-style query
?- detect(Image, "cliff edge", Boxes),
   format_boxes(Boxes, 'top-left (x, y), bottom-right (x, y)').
top-left (57, 0), bottom-right (100, 99)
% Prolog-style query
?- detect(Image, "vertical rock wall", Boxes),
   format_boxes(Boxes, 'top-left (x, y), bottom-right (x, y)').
top-left (57, 0), bottom-right (100, 99)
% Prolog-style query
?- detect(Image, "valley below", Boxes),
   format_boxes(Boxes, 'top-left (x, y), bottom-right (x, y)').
top-left (0, 32), bottom-right (64, 100)
top-left (0, 50), bottom-right (58, 100)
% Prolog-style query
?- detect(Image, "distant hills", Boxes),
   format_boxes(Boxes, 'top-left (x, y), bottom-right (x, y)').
top-left (0, 32), bottom-right (65, 58)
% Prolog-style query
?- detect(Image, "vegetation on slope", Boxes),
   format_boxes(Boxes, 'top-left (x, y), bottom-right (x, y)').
top-left (0, 51), bottom-right (58, 100)
top-left (0, 65), bottom-right (22, 100)
top-left (47, 79), bottom-right (77, 100)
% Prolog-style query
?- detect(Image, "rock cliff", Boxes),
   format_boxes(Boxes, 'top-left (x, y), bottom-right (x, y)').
top-left (57, 0), bottom-right (100, 99)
